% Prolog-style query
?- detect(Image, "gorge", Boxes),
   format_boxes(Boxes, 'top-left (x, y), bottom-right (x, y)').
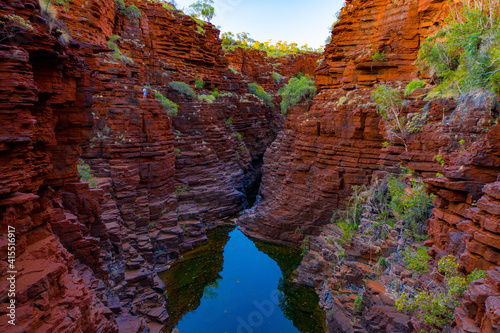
top-left (0, 0), bottom-right (499, 333)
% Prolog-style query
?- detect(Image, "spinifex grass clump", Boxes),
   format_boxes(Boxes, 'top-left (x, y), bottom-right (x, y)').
top-left (416, 0), bottom-right (500, 97)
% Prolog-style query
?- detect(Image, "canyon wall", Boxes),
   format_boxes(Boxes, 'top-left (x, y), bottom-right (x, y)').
top-left (239, 0), bottom-right (454, 245)
top-left (0, 0), bottom-right (318, 331)
top-left (237, 0), bottom-right (500, 331)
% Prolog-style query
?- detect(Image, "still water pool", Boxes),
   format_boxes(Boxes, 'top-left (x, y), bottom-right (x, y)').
top-left (160, 227), bottom-right (326, 333)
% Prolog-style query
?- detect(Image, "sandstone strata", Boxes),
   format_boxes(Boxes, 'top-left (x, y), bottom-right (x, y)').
top-left (0, 0), bottom-right (317, 331)
top-left (238, 0), bottom-right (500, 331)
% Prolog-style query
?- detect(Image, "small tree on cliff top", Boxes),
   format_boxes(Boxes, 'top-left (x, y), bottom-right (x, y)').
top-left (189, 0), bottom-right (215, 22)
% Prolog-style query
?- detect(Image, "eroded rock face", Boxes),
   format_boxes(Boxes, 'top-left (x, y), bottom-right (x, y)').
top-left (0, 2), bottom-right (117, 330)
top-left (238, 0), bottom-right (500, 331)
top-left (239, 0), bottom-right (456, 246)
top-left (425, 124), bottom-right (500, 333)
top-left (0, 0), bottom-right (317, 331)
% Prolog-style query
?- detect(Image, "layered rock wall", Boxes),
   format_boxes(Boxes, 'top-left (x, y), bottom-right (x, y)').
top-left (0, 0), bottom-right (316, 331)
top-left (239, 0), bottom-right (453, 244)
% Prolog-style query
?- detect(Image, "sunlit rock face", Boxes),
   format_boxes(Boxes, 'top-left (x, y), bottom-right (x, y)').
top-left (238, 0), bottom-right (500, 331)
top-left (0, 0), bottom-right (320, 330)
top-left (239, 0), bottom-right (453, 245)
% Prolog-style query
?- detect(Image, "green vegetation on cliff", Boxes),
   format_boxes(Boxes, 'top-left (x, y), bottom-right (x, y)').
top-left (280, 75), bottom-right (316, 115)
top-left (416, 0), bottom-right (500, 97)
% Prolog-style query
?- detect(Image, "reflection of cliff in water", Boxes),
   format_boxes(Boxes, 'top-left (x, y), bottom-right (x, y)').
top-left (253, 239), bottom-right (327, 333)
top-left (160, 226), bottom-right (234, 331)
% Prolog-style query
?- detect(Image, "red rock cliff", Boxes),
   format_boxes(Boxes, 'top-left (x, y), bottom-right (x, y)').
top-left (239, 0), bottom-right (500, 331)
top-left (0, 0), bottom-right (316, 331)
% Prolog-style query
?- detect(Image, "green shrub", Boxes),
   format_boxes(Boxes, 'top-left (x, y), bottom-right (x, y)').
top-left (467, 268), bottom-right (487, 283)
top-left (168, 81), bottom-right (196, 99)
top-left (272, 72), bottom-right (285, 84)
top-left (372, 50), bottom-right (387, 62)
top-left (406, 111), bottom-right (427, 134)
top-left (147, 87), bottom-right (178, 116)
top-left (123, 5), bottom-right (142, 22)
top-left (371, 85), bottom-right (406, 150)
top-left (353, 295), bottom-right (363, 313)
top-left (106, 35), bottom-right (134, 64)
top-left (174, 186), bottom-right (189, 195)
top-left (248, 83), bottom-right (274, 107)
top-left (378, 256), bottom-right (388, 269)
top-left (404, 80), bottom-right (426, 97)
top-left (388, 175), bottom-right (434, 238)
top-left (280, 75), bottom-right (316, 114)
top-left (198, 94), bottom-right (215, 104)
top-left (78, 161), bottom-right (98, 188)
top-left (403, 246), bottom-right (431, 274)
top-left (224, 117), bottom-right (233, 126)
top-left (416, 0), bottom-right (500, 96)
top-left (174, 148), bottom-right (181, 157)
top-left (300, 236), bottom-right (310, 256)
top-left (211, 88), bottom-right (220, 98)
top-left (397, 255), bottom-right (487, 332)
top-left (107, 35), bottom-right (120, 51)
top-left (195, 76), bottom-right (205, 89)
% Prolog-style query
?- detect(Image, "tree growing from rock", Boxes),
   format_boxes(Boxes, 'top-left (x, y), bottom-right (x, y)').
top-left (189, 0), bottom-right (215, 22)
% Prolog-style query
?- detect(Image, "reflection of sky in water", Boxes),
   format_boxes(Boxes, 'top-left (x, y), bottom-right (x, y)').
top-left (174, 229), bottom-right (300, 333)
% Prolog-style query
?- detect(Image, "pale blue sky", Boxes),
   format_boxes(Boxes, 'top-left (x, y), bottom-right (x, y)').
top-left (173, 0), bottom-right (345, 48)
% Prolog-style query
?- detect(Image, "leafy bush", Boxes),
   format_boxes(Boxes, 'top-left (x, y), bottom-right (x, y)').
top-left (280, 75), bottom-right (316, 114)
top-left (78, 161), bottom-right (98, 188)
top-left (372, 50), bottom-right (387, 62)
top-left (195, 76), bottom-right (205, 89)
top-left (124, 5), bottom-right (142, 22)
top-left (371, 85), bottom-right (406, 150)
top-left (353, 295), bottom-right (363, 313)
top-left (404, 80), bottom-right (426, 97)
top-left (189, 0), bottom-right (215, 22)
top-left (248, 83), bottom-right (274, 107)
top-left (397, 255), bottom-right (487, 332)
top-left (272, 72), bottom-right (285, 84)
top-left (174, 186), bottom-right (189, 195)
top-left (388, 175), bottom-right (434, 238)
top-left (406, 111), bottom-right (427, 134)
top-left (224, 117), bottom-right (233, 125)
top-left (416, 0), bottom-right (500, 96)
top-left (403, 246), bottom-right (431, 274)
top-left (211, 88), bottom-right (220, 98)
top-left (146, 86), bottom-right (178, 116)
top-left (198, 94), bottom-right (215, 103)
top-left (106, 35), bottom-right (134, 64)
top-left (168, 81), bottom-right (196, 99)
